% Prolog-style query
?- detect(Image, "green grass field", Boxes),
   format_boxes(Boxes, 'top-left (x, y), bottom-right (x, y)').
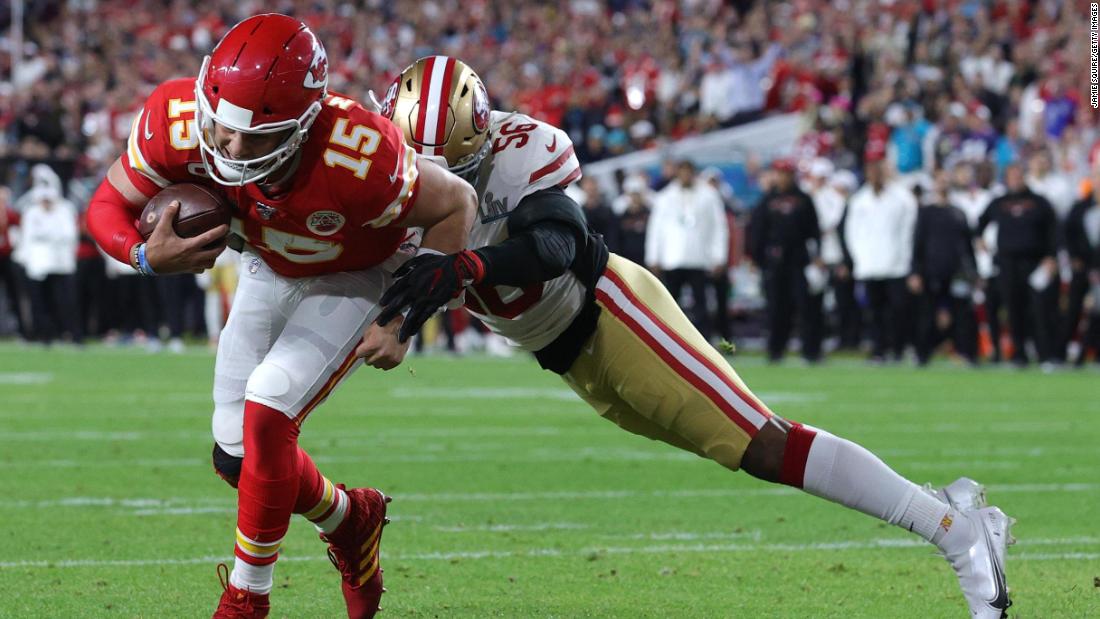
top-left (0, 343), bottom-right (1097, 618)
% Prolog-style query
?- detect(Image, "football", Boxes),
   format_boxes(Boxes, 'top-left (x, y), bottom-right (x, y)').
top-left (137, 183), bottom-right (231, 241)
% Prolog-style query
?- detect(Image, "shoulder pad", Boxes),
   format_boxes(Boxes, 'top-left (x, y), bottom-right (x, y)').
top-left (317, 101), bottom-right (420, 228)
top-left (489, 113), bottom-right (581, 199)
top-left (124, 78), bottom-right (203, 192)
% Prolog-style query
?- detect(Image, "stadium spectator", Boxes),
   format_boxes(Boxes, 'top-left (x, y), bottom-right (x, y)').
top-left (825, 170), bottom-right (861, 349)
top-left (614, 175), bottom-right (651, 268)
top-left (0, 187), bottom-right (27, 338)
top-left (578, 177), bottom-right (619, 253)
top-left (19, 187), bottom-right (82, 345)
top-left (1026, 150), bottom-right (1076, 220)
top-left (746, 159), bottom-right (822, 363)
top-left (844, 160), bottom-right (918, 363)
top-left (910, 172), bottom-right (978, 366)
top-left (978, 164), bottom-right (1060, 368)
top-left (949, 163), bottom-right (1003, 362)
top-left (1062, 166), bottom-right (1100, 363)
top-left (646, 160), bottom-right (727, 341)
top-left (701, 167), bottom-right (738, 341)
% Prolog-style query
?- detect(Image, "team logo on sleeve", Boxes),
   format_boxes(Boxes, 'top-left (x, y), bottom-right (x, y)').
top-left (307, 210), bottom-right (345, 236)
top-left (304, 45), bottom-right (328, 90)
top-left (472, 80), bottom-right (490, 132)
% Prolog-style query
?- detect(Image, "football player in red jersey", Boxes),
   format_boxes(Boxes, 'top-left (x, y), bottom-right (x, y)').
top-left (86, 16), bottom-right (476, 619)
top-left (378, 58), bottom-right (1013, 619)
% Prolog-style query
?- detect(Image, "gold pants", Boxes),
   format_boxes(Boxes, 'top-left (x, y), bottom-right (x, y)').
top-left (562, 254), bottom-right (774, 471)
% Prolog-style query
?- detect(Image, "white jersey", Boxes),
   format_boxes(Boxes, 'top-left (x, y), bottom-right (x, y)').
top-left (464, 111), bottom-right (585, 351)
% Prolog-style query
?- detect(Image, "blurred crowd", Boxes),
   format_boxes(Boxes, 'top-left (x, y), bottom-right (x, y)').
top-left (1, 0), bottom-right (1098, 366)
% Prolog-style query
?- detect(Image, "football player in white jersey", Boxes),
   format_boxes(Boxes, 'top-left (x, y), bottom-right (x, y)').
top-left (376, 57), bottom-right (1013, 619)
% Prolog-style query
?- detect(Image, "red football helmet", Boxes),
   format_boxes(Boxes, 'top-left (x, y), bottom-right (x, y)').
top-left (195, 14), bottom-right (328, 186)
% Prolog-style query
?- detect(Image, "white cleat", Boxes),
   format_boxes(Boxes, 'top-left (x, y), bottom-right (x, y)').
top-left (931, 477), bottom-right (988, 512)
top-left (944, 506), bottom-right (1015, 619)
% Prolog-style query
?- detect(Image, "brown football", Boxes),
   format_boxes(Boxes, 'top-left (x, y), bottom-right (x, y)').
top-left (137, 183), bottom-right (232, 241)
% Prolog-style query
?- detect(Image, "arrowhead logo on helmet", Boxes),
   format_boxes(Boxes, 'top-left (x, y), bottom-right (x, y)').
top-left (304, 45), bottom-right (328, 90)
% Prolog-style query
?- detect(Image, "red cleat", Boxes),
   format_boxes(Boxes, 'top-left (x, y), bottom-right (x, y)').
top-left (322, 486), bottom-right (391, 618)
top-left (212, 563), bottom-right (270, 619)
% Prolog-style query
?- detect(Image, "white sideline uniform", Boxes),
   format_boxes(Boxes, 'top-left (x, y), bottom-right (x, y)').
top-left (464, 111), bottom-right (584, 351)
top-left (211, 250), bottom-right (408, 457)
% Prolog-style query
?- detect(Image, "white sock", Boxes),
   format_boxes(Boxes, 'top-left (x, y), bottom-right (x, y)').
top-left (313, 486), bottom-right (350, 535)
top-left (800, 427), bottom-right (972, 551)
top-left (229, 557), bottom-right (274, 595)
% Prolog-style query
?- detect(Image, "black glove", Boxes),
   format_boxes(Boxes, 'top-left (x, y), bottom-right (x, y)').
top-left (377, 249), bottom-right (486, 342)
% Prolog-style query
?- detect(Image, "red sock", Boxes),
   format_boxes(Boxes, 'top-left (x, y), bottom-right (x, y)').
top-left (293, 448), bottom-right (325, 513)
top-left (234, 400), bottom-right (301, 566)
top-left (293, 447), bottom-right (350, 533)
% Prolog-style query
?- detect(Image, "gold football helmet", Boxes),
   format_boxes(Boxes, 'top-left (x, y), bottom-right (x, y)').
top-left (380, 56), bottom-right (492, 180)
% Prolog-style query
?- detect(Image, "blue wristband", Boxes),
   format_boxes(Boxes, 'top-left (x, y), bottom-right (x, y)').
top-left (137, 243), bottom-right (157, 276)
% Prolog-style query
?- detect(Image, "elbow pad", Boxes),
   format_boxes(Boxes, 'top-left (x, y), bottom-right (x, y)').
top-left (507, 187), bottom-right (589, 253)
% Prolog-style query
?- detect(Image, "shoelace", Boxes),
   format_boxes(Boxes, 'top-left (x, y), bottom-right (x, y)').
top-left (216, 563), bottom-right (256, 614)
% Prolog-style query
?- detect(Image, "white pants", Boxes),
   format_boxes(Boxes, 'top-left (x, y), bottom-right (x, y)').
top-left (211, 251), bottom-right (390, 457)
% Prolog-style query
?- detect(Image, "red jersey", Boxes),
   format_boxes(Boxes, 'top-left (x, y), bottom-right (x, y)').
top-left (122, 78), bottom-right (419, 277)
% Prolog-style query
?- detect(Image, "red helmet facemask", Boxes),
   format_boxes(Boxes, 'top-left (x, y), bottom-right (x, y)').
top-left (195, 14), bottom-right (328, 186)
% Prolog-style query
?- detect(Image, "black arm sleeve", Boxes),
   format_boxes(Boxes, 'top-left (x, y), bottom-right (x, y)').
top-left (475, 222), bottom-right (578, 287)
top-left (473, 187), bottom-right (588, 287)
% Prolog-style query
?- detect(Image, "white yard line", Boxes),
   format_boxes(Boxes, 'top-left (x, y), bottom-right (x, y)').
top-left (0, 372), bottom-right (53, 385)
top-left (1, 536), bottom-right (1095, 569)
top-left (433, 522), bottom-right (590, 533)
top-left (3, 482), bottom-right (1096, 511)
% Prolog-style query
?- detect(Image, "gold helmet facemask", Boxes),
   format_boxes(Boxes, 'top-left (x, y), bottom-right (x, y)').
top-left (379, 56), bottom-right (492, 182)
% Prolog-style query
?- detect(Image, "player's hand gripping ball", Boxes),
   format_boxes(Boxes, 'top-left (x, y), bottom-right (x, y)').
top-left (138, 183), bottom-right (231, 246)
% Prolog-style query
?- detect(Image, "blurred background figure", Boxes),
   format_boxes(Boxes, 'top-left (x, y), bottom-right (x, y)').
top-left (747, 159), bottom-right (822, 363)
top-left (19, 187), bottom-right (81, 345)
top-left (646, 160), bottom-right (728, 342)
top-left (700, 167), bottom-right (738, 342)
top-left (949, 163), bottom-right (1002, 363)
top-left (844, 160), bottom-right (918, 363)
top-left (578, 177), bottom-right (619, 253)
top-left (978, 164), bottom-right (1059, 368)
top-left (0, 187), bottom-right (28, 339)
top-left (909, 172), bottom-right (978, 366)
top-left (1063, 165), bottom-right (1100, 365)
top-left (196, 250), bottom-right (239, 350)
top-left (613, 174), bottom-right (652, 268)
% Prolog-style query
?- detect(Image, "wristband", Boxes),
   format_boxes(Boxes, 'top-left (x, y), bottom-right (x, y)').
top-left (136, 243), bottom-right (157, 276)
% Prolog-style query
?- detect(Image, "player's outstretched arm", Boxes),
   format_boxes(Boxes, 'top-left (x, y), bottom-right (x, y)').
top-left (87, 157), bottom-right (227, 274)
top-left (377, 187), bottom-right (587, 342)
top-left (400, 158), bottom-right (477, 254)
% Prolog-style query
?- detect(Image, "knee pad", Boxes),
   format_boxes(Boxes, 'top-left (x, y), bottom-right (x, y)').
top-left (245, 362), bottom-right (293, 407)
top-left (212, 443), bottom-right (243, 488)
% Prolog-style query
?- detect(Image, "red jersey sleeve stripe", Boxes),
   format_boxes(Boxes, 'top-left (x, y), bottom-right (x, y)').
top-left (364, 145), bottom-right (419, 228)
top-left (558, 166), bottom-right (582, 187)
top-left (126, 110), bottom-right (171, 189)
top-left (529, 144), bottom-right (576, 184)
